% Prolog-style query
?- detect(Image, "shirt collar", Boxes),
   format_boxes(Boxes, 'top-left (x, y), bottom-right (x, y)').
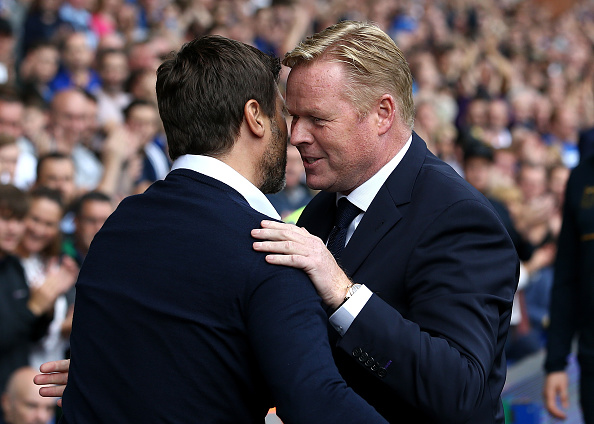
top-left (337, 135), bottom-right (413, 210)
top-left (171, 154), bottom-right (281, 220)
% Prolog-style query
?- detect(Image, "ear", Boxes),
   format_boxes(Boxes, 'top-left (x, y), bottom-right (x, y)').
top-left (377, 94), bottom-right (396, 136)
top-left (244, 99), bottom-right (266, 138)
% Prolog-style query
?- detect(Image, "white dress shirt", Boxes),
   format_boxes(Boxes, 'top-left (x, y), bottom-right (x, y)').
top-left (171, 154), bottom-right (281, 220)
top-left (330, 136), bottom-right (412, 336)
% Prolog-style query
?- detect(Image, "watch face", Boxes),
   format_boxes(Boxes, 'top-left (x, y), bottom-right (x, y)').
top-left (348, 284), bottom-right (361, 297)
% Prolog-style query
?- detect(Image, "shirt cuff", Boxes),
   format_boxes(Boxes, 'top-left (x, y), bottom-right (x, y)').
top-left (329, 285), bottom-right (373, 337)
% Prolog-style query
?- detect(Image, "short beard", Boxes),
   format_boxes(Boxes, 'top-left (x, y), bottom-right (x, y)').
top-left (258, 118), bottom-right (287, 194)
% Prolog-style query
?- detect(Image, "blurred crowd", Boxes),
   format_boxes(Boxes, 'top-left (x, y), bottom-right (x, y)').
top-left (0, 0), bottom-right (593, 422)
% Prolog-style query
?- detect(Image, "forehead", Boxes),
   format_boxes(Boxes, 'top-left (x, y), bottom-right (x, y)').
top-left (103, 52), bottom-right (128, 65)
top-left (129, 104), bottom-right (157, 120)
top-left (82, 200), bottom-right (113, 215)
top-left (29, 196), bottom-right (60, 212)
top-left (0, 101), bottom-right (23, 116)
top-left (286, 60), bottom-right (347, 111)
top-left (0, 143), bottom-right (18, 155)
top-left (54, 93), bottom-right (88, 112)
top-left (41, 158), bottom-right (74, 175)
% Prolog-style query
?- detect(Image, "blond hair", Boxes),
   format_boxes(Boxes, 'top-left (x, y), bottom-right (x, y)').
top-left (283, 21), bottom-right (414, 129)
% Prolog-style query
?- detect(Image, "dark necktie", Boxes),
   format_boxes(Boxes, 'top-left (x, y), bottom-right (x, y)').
top-left (327, 198), bottom-right (361, 261)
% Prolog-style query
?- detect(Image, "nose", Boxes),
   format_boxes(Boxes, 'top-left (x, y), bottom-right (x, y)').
top-left (289, 118), bottom-right (313, 147)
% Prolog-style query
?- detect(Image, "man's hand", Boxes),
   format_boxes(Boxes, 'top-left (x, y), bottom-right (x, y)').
top-left (543, 371), bottom-right (569, 419)
top-left (34, 359), bottom-right (71, 407)
top-left (252, 220), bottom-right (352, 309)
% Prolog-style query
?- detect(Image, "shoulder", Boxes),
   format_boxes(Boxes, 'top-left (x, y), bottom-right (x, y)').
top-left (418, 153), bottom-right (492, 209)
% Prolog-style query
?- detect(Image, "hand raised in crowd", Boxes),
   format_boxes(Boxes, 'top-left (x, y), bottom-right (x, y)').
top-left (27, 256), bottom-right (78, 316)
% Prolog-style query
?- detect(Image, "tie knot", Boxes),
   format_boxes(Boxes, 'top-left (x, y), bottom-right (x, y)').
top-left (334, 198), bottom-right (361, 229)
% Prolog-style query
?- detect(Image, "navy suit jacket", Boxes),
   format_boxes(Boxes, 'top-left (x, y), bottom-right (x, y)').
top-left (297, 134), bottom-right (519, 423)
top-left (62, 168), bottom-right (387, 423)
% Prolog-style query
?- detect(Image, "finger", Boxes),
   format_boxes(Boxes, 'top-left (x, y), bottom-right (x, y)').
top-left (263, 253), bottom-right (309, 270)
top-left (34, 372), bottom-right (68, 386)
top-left (544, 388), bottom-right (567, 419)
top-left (251, 227), bottom-right (305, 243)
top-left (560, 385), bottom-right (569, 410)
top-left (260, 220), bottom-right (297, 230)
top-left (253, 240), bottom-right (310, 257)
top-left (39, 359), bottom-right (70, 373)
top-left (39, 385), bottom-right (66, 398)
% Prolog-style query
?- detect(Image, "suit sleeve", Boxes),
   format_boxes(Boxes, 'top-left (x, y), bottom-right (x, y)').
top-left (544, 170), bottom-right (581, 373)
top-left (245, 264), bottom-right (388, 424)
top-left (336, 199), bottom-right (518, 423)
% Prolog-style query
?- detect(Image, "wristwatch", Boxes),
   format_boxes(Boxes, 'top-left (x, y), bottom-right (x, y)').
top-left (344, 283), bottom-right (362, 303)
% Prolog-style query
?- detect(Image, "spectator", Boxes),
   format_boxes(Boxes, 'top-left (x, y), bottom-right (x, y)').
top-left (124, 99), bottom-right (169, 191)
top-left (515, 161), bottom-right (558, 246)
top-left (1, 366), bottom-right (55, 424)
top-left (0, 87), bottom-right (36, 190)
top-left (47, 88), bottom-right (103, 191)
top-left (90, 0), bottom-right (122, 40)
top-left (0, 17), bottom-right (16, 87)
top-left (432, 122), bottom-right (463, 176)
top-left (0, 185), bottom-right (39, 399)
top-left (33, 153), bottom-right (78, 235)
top-left (94, 48), bottom-right (132, 127)
top-left (462, 142), bottom-right (540, 361)
top-left (19, 42), bottom-right (60, 105)
top-left (62, 191), bottom-right (113, 266)
top-left (485, 98), bottom-right (513, 149)
top-left (125, 67), bottom-right (157, 106)
top-left (21, 0), bottom-right (70, 59)
top-left (58, 0), bottom-right (97, 50)
top-left (14, 187), bottom-right (78, 370)
top-left (96, 99), bottom-right (169, 199)
top-left (34, 153), bottom-right (77, 213)
top-left (543, 104), bottom-right (580, 169)
top-left (0, 135), bottom-right (18, 185)
top-left (48, 32), bottom-right (101, 98)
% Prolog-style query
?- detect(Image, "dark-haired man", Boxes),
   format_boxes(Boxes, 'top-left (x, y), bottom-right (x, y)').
top-left (43, 35), bottom-right (387, 423)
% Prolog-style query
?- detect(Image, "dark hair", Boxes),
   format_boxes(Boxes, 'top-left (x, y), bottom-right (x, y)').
top-left (463, 141), bottom-right (494, 164)
top-left (72, 191), bottom-right (112, 217)
top-left (0, 184), bottom-right (29, 220)
top-left (156, 35), bottom-right (281, 161)
top-left (0, 17), bottom-right (13, 37)
top-left (123, 98), bottom-right (155, 121)
top-left (0, 84), bottom-right (22, 103)
top-left (96, 48), bottom-right (127, 66)
top-left (36, 152), bottom-right (74, 182)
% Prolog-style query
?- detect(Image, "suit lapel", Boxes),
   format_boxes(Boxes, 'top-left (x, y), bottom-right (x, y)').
top-left (297, 191), bottom-right (336, 240)
top-left (341, 133), bottom-right (428, 276)
top-left (299, 133), bottom-right (429, 277)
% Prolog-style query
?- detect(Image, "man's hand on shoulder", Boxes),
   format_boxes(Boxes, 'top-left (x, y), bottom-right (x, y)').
top-left (252, 220), bottom-right (352, 309)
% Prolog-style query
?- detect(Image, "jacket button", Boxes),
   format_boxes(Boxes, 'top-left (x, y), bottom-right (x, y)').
top-left (377, 368), bottom-right (387, 378)
top-left (364, 357), bottom-right (375, 368)
top-left (358, 352), bottom-right (369, 362)
top-left (370, 362), bottom-right (379, 372)
top-left (352, 347), bottom-right (363, 357)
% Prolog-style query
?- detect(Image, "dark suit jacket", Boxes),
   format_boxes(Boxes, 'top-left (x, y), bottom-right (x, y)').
top-left (545, 154), bottom-right (594, 374)
top-left (298, 134), bottom-right (519, 423)
top-left (579, 127), bottom-right (594, 162)
top-left (61, 168), bottom-right (387, 424)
